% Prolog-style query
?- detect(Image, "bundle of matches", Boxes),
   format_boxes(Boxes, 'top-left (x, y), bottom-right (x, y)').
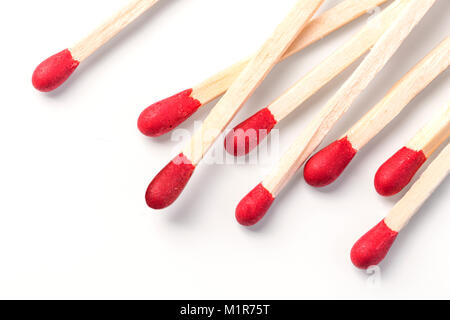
top-left (225, 0), bottom-right (408, 156)
top-left (351, 142), bottom-right (450, 269)
top-left (137, 0), bottom-right (390, 137)
top-left (145, 0), bottom-right (326, 209)
top-left (235, 0), bottom-right (437, 226)
top-left (32, 0), bottom-right (160, 92)
top-left (304, 36), bottom-right (449, 188)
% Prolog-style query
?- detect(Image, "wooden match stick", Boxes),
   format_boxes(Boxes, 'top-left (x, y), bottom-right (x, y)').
top-left (304, 36), bottom-right (450, 188)
top-left (145, 0), bottom-right (325, 209)
top-left (32, 0), bottom-right (160, 92)
top-left (375, 103), bottom-right (450, 196)
top-left (225, 0), bottom-right (409, 156)
top-left (351, 142), bottom-right (450, 269)
top-left (235, 0), bottom-right (436, 227)
top-left (138, 0), bottom-right (390, 137)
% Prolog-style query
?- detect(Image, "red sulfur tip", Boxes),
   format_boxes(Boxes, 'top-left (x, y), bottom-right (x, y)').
top-left (138, 89), bottom-right (202, 137)
top-left (32, 49), bottom-right (80, 92)
top-left (374, 147), bottom-right (427, 196)
top-left (224, 108), bottom-right (277, 156)
top-left (236, 184), bottom-right (275, 226)
top-left (145, 153), bottom-right (196, 209)
top-left (351, 220), bottom-right (398, 269)
top-left (304, 137), bottom-right (357, 187)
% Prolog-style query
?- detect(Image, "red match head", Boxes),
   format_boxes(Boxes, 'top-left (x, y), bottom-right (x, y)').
top-left (351, 220), bottom-right (398, 269)
top-left (145, 153), bottom-right (196, 209)
top-left (374, 147), bottom-right (427, 196)
top-left (32, 49), bottom-right (80, 92)
top-left (224, 108), bottom-right (277, 156)
top-left (304, 137), bottom-right (357, 187)
top-left (235, 184), bottom-right (275, 226)
top-left (138, 89), bottom-right (202, 137)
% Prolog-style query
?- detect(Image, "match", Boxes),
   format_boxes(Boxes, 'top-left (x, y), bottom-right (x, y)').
top-left (235, 0), bottom-right (436, 227)
top-left (145, 0), bottom-right (325, 209)
top-left (303, 36), bottom-right (450, 188)
top-left (225, 0), bottom-right (408, 156)
top-left (351, 142), bottom-right (450, 269)
top-left (375, 103), bottom-right (450, 196)
top-left (32, 0), bottom-right (160, 92)
top-left (137, 0), bottom-right (390, 137)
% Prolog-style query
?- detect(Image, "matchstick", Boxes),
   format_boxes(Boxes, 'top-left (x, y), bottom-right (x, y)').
top-left (374, 103), bottom-right (450, 196)
top-left (137, 0), bottom-right (390, 137)
top-left (303, 36), bottom-right (450, 188)
top-left (225, 0), bottom-right (408, 156)
top-left (351, 142), bottom-right (450, 269)
top-left (235, 0), bottom-right (436, 227)
top-left (32, 0), bottom-right (160, 92)
top-left (145, 0), bottom-right (325, 209)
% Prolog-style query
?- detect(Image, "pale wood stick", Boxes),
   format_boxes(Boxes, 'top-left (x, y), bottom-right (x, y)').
top-left (184, 0), bottom-right (325, 165)
top-left (385, 142), bottom-right (450, 232)
top-left (70, 0), bottom-right (160, 62)
top-left (407, 103), bottom-right (450, 157)
top-left (191, 0), bottom-right (390, 105)
top-left (268, 0), bottom-right (408, 121)
top-left (346, 36), bottom-right (450, 150)
top-left (263, 0), bottom-right (436, 196)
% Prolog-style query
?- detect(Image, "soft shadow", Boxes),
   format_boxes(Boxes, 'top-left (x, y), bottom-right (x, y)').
top-left (246, 174), bottom-right (305, 233)
top-left (377, 176), bottom-right (450, 277)
top-left (166, 162), bottom-right (222, 224)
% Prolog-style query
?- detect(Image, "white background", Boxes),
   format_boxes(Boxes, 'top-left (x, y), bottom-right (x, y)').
top-left (0, 0), bottom-right (449, 299)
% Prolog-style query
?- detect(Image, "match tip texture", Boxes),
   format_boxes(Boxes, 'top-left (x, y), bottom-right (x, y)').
top-left (32, 49), bottom-right (79, 92)
top-left (236, 184), bottom-right (275, 226)
top-left (304, 137), bottom-right (357, 187)
top-left (351, 220), bottom-right (398, 269)
top-left (224, 108), bottom-right (277, 156)
top-left (375, 147), bottom-right (427, 196)
top-left (145, 153), bottom-right (196, 209)
top-left (138, 89), bottom-right (202, 137)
